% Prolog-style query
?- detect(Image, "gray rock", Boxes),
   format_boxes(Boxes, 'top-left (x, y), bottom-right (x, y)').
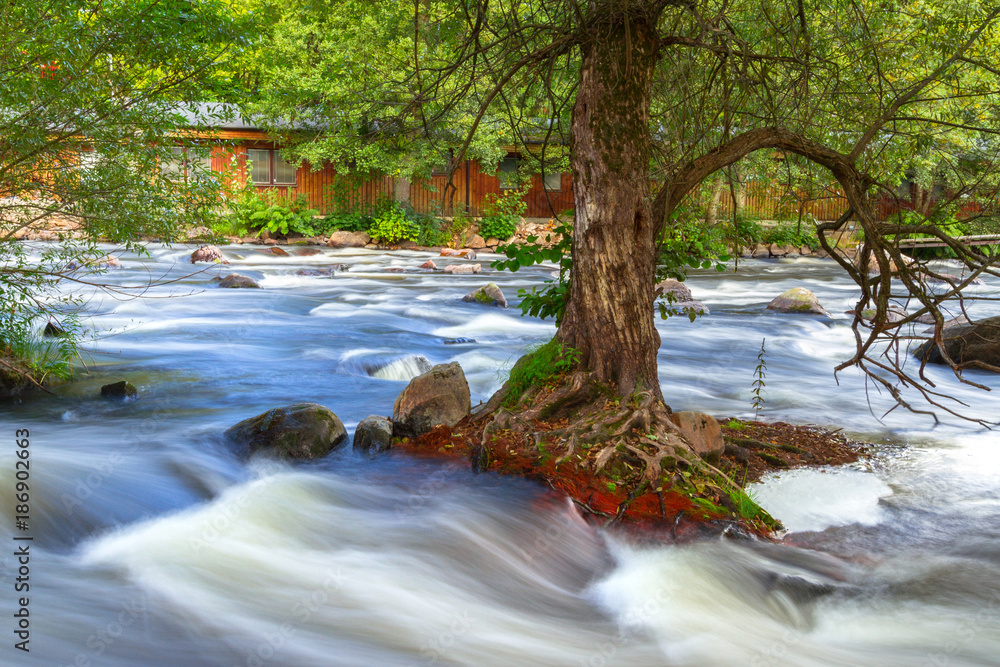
top-left (914, 316), bottom-right (1000, 371)
top-left (327, 231), bottom-right (371, 248)
top-left (655, 279), bottom-right (709, 316)
top-left (768, 243), bottom-right (789, 257)
top-left (392, 362), bottom-right (471, 438)
top-left (463, 282), bottom-right (508, 308)
top-left (218, 273), bottom-right (261, 289)
top-left (191, 244), bottom-right (228, 264)
top-left (918, 314), bottom-right (970, 329)
top-left (847, 304), bottom-right (908, 324)
top-left (443, 338), bottom-right (477, 345)
top-left (353, 416), bottom-right (393, 456)
top-left (224, 403), bottom-right (347, 459)
top-left (669, 411), bottom-right (725, 460)
top-left (751, 244), bottom-right (771, 259)
top-left (444, 264), bottom-right (482, 274)
top-left (766, 287), bottom-right (830, 316)
top-left (101, 381), bottom-right (137, 400)
top-left (466, 234), bottom-right (487, 249)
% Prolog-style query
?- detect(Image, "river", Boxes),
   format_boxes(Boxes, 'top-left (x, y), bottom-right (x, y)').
top-left (2, 243), bottom-right (999, 666)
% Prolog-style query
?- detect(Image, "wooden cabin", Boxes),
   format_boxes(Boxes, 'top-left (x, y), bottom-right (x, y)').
top-left (174, 103), bottom-right (574, 218)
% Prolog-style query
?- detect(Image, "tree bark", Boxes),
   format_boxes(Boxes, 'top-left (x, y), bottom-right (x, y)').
top-left (557, 15), bottom-right (664, 400)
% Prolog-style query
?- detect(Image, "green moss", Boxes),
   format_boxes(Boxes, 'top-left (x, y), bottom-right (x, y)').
top-left (501, 339), bottom-right (580, 408)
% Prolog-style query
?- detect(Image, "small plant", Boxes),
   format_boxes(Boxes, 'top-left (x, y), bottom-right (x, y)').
top-left (478, 190), bottom-right (525, 241)
top-left (501, 338), bottom-right (579, 407)
top-left (751, 337), bottom-right (767, 422)
top-left (369, 205), bottom-right (418, 245)
top-left (724, 418), bottom-right (746, 430)
top-left (249, 194), bottom-right (319, 237)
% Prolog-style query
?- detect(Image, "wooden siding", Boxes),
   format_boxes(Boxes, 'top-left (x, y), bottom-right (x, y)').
top-left (717, 182), bottom-right (851, 221)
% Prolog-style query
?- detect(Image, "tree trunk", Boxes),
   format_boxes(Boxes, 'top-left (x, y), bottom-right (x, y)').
top-left (705, 174), bottom-right (725, 226)
top-left (556, 16), bottom-right (663, 400)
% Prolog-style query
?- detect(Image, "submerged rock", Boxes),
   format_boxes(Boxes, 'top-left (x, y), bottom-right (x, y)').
top-left (443, 338), bottom-right (477, 345)
top-left (259, 246), bottom-right (289, 257)
top-left (190, 244), bottom-right (228, 264)
top-left (914, 316), bottom-right (1000, 371)
top-left (420, 259), bottom-right (437, 270)
top-left (463, 282), bottom-right (508, 308)
top-left (669, 411), bottom-right (725, 460)
top-left (766, 287), bottom-right (830, 316)
top-left (393, 362), bottom-right (471, 438)
top-left (218, 273), bottom-right (261, 289)
top-left (224, 403), bottom-right (347, 459)
top-left (353, 416), bottom-right (393, 456)
top-left (101, 380), bottom-right (137, 400)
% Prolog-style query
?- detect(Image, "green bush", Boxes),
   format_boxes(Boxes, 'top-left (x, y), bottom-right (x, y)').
top-left (369, 205), bottom-right (418, 244)
top-left (760, 222), bottom-right (820, 250)
top-left (479, 190), bottom-right (525, 241)
top-left (225, 190), bottom-right (318, 238)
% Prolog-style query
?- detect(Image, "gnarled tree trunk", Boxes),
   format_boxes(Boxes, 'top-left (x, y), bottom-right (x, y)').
top-left (556, 15), bottom-right (664, 401)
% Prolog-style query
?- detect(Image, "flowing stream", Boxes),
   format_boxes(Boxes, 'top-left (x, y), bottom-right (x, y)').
top-left (2, 243), bottom-right (1000, 666)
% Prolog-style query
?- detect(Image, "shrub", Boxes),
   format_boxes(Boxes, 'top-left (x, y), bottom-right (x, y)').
top-left (479, 190), bottom-right (525, 241)
top-left (369, 205), bottom-right (418, 244)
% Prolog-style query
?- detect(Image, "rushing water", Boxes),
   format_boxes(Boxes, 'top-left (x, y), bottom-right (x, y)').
top-left (2, 243), bottom-right (1000, 666)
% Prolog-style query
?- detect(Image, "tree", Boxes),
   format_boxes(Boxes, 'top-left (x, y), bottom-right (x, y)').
top-left (1, 0), bottom-right (255, 391)
top-left (259, 0), bottom-right (1000, 440)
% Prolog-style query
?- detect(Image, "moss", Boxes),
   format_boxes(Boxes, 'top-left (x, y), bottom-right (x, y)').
top-left (501, 339), bottom-right (579, 408)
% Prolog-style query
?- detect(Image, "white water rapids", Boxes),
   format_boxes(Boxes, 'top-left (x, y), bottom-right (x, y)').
top-left (1, 243), bottom-right (999, 665)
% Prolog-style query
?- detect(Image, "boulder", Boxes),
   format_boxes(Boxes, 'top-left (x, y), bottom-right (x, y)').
top-left (847, 304), bottom-right (908, 324)
top-left (353, 416), bottom-right (394, 457)
top-left (444, 264), bottom-right (482, 275)
top-left (100, 255), bottom-right (122, 268)
top-left (458, 249), bottom-right (477, 259)
top-left (218, 273), bottom-right (261, 289)
top-left (260, 246), bottom-right (289, 257)
top-left (392, 362), bottom-right (471, 438)
top-left (768, 243), bottom-right (789, 257)
top-left (420, 259), bottom-right (437, 270)
top-left (224, 403), bottom-right (347, 459)
top-left (440, 248), bottom-right (462, 257)
top-left (919, 272), bottom-right (984, 286)
top-left (184, 225), bottom-right (213, 241)
top-left (914, 316), bottom-right (1000, 370)
top-left (860, 249), bottom-right (913, 275)
top-left (101, 380), bottom-right (137, 400)
top-left (190, 245), bottom-right (228, 264)
top-left (43, 321), bottom-right (67, 337)
top-left (800, 245), bottom-right (813, 256)
top-left (327, 231), bottom-right (371, 248)
top-left (918, 314), bottom-right (970, 329)
top-left (296, 268), bottom-right (334, 277)
top-left (0, 359), bottom-right (35, 399)
top-left (669, 411), bottom-right (725, 460)
top-left (396, 240), bottom-right (420, 250)
top-left (466, 234), bottom-right (487, 249)
top-left (654, 279), bottom-right (709, 315)
top-left (766, 287), bottom-right (830, 316)
top-left (751, 244), bottom-right (770, 259)
top-left (463, 282), bottom-right (508, 308)
top-left (485, 237), bottom-right (500, 246)
top-left (296, 248), bottom-right (323, 257)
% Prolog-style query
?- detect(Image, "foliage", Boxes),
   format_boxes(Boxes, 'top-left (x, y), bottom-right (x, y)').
top-left (478, 190), bottom-right (526, 241)
top-left (752, 339), bottom-right (767, 422)
top-left (250, 194), bottom-right (319, 238)
top-left (369, 205), bottom-right (418, 244)
top-left (759, 223), bottom-right (821, 251)
top-left (1, 0), bottom-right (252, 381)
top-left (501, 339), bottom-right (579, 408)
top-left (494, 224), bottom-right (573, 322)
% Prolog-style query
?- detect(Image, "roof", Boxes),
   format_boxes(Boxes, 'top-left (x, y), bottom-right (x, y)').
top-left (172, 102), bottom-right (262, 130)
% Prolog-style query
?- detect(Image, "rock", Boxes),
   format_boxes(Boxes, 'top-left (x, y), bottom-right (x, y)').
top-left (751, 244), bottom-right (770, 259)
top-left (100, 255), bottom-right (122, 268)
top-left (260, 247), bottom-right (289, 257)
top-left (654, 279), bottom-right (694, 303)
top-left (444, 264), bottom-right (482, 275)
top-left (800, 245), bottom-right (813, 255)
top-left (463, 282), bottom-right (508, 308)
top-left (669, 412), bottom-right (725, 460)
top-left (218, 273), bottom-right (261, 289)
top-left (327, 231), bottom-right (371, 248)
top-left (392, 362), bottom-right (472, 438)
top-left (0, 358), bottom-right (36, 399)
top-left (100, 380), bottom-right (137, 400)
top-left (396, 240), bottom-right (420, 250)
top-left (440, 248), bottom-right (461, 257)
top-left (224, 403), bottom-right (347, 459)
top-left (443, 338), bottom-right (477, 345)
top-left (860, 249), bottom-right (913, 275)
top-left (296, 248), bottom-right (322, 256)
top-left (920, 315), bottom-right (971, 332)
top-left (384, 267), bottom-right (406, 273)
top-left (920, 272), bottom-right (984, 286)
top-left (766, 287), bottom-right (830, 316)
top-left (458, 249), bottom-right (477, 259)
top-left (485, 237), bottom-right (500, 246)
top-left (43, 322), bottom-right (66, 337)
top-left (353, 416), bottom-right (393, 457)
top-left (420, 260), bottom-right (437, 270)
top-left (914, 316), bottom-right (1000, 370)
top-left (466, 234), bottom-right (487, 249)
top-left (184, 225), bottom-right (213, 240)
top-left (847, 305), bottom-right (908, 324)
top-left (191, 245), bottom-right (228, 264)
top-left (780, 244), bottom-right (799, 256)
top-left (768, 243), bottom-right (789, 257)
top-left (296, 268), bottom-right (334, 277)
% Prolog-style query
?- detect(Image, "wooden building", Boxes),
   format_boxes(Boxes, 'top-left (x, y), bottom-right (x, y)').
top-left (175, 104), bottom-right (574, 218)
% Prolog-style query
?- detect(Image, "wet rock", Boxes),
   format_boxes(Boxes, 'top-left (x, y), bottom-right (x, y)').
top-left (392, 362), bottom-right (471, 438)
top-left (800, 245), bottom-right (813, 255)
top-left (444, 264), bottom-right (481, 275)
top-left (766, 287), bottom-right (830, 316)
top-left (296, 248), bottom-right (322, 256)
top-left (751, 244), bottom-right (770, 259)
top-left (860, 249), bottom-right (914, 275)
top-left (914, 316), bottom-right (1000, 371)
top-left (327, 231), bottom-right (371, 248)
top-left (654, 279), bottom-right (710, 316)
top-left (443, 338), bottom-right (477, 345)
top-left (353, 416), bottom-right (393, 457)
top-left (920, 272), bottom-right (984, 286)
top-left (384, 267), bottom-right (406, 273)
top-left (485, 237), bottom-right (500, 246)
top-left (440, 248), bottom-right (462, 257)
top-left (847, 305), bottom-right (908, 324)
top-left (669, 411), bottom-right (725, 460)
top-left (420, 260), bottom-right (437, 270)
top-left (443, 248), bottom-right (477, 259)
top-left (463, 282), bottom-right (508, 308)
top-left (218, 273), bottom-right (261, 289)
top-left (768, 243), bottom-right (789, 257)
top-left (396, 240), bottom-right (420, 250)
top-left (101, 380), bottom-right (137, 400)
top-left (260, 246), bottom-right (289, 257)
top-left (295, 268), bottom-right (334, 277)
top-left (100, 255), bottom-right (122, 268)
top-left (918, 314), bottom-right (970, 329)
top-left (190, 244), bottom-right (228, 264)
top-left (224, 403), bottom-right (347, 459)
top-left (0, 359), bottom-right (35, 399)
top-left (184, 225), bottom-right (213, 241)
top-left (466, 234), bottom-right (487, 249)
top-left (43, 321), bottom-right (66, 337)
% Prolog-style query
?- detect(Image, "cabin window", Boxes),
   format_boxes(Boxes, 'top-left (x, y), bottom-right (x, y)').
top-left (542, 171), bottom-right (562, 191)
top-left (162, 145), bottom-right (213, 182)
top-left (248, 148), bottom-right (297, 185)
top-left (498, 156), bottom-right (519, 189)
top-left (162, 147), bottom-right (185, 179)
